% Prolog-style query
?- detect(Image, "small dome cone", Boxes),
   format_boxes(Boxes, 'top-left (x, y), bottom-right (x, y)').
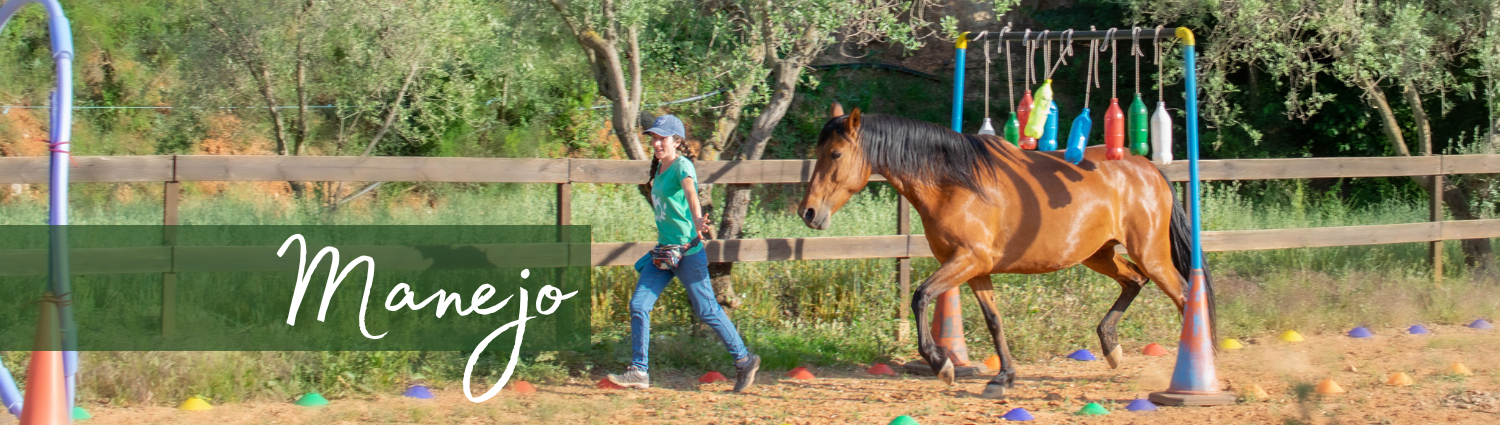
top-left (178, 396), bottom-right (213, 411)
top-left (596, 378), bottom-right (625, 390)
top-left (402, 385), bottom-right (434, 399)
top-left (1219, 338), bottom-right (1244, 350)
top-left (1244, 384), bottom-right (1270, 400)
top-left (1141, 343), bottom-right (1168, 356)
top-left (1000, 407), bottom-right (1034, 421)
top-left (1067, 349), bottom-right (1097, 361)
top-left (506, 380), bottom-right (537, 394)
top-left (72, 406), bottom-right (92, 420)
top-left (1125, 398), bottom-right (1157, 411)
top-left (698, 371), bottom-right (728, 383)
top-left (984, 355), bottom-right (1001, 371)
top-left (1408, 325), bottom-right (1431, 335)
top-left (293, 392), bottom-right (329, 407)
top-left (1386, 372), bottom-right (1414, 386)
top-left (1347, 327), bottom-right (1373, 338)
top-left (786, 367), bottom-right (815, 380)
top-left (1076, 402), bottom-right (1110, 416)
top-left (1278, 330), bottom-right (1305, 342)
top-left (1450, 363), bottom-right (1473, 376)
top-left (1469, 319), bottom-right (1494, 330)
top-left (867, 364), bottom-right (896, 376)
top-left (1315, 379), bottom-right (1345, 394)
top-left (888, 415), bottom-right (920, 425)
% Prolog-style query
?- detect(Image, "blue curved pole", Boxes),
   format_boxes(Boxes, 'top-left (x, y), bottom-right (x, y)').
top-left (0, 0), bottom-right (76, 420)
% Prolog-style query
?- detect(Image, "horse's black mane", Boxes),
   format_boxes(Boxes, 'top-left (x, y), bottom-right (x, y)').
top-left (819, 113), bottom-right (1002, 195)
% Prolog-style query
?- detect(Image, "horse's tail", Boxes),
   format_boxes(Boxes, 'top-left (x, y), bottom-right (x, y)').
top-left (1165, 177), bottom-right (1219, 350)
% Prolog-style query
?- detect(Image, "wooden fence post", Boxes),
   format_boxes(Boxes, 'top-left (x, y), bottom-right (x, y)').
top-left (1431, 173), bottom-right (1443, 284)
top-left (896, 195), bottom-right (911, 343)
top-left (162, 159), bottom-right (179, 337)
top-left (557, 182), bottom-right (572, 226)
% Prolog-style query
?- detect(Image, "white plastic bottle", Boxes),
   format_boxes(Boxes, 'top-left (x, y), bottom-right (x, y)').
top-left (977, 117), bottom-right (996, 135)
top-left (1150, 101), bottom-right (1173, 165)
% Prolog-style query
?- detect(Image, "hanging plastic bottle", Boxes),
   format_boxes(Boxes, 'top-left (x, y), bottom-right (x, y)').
top-left (1065, 108), bottom-right (1091, 164)
top-left (1017, 91), bottom-right (1036, 149)
top-left (1129, 94), bottom-right (1149, 156)
top-left (978, 118), bottom-right (996, 135)
top-left (1024, 79), bottom-right (1053, 138)
top-left (1104, 99), bottom-right (1125, 160)
top-left (1003, 112), bottom-right (1021, 145)
top-left (1038, 101), bottom-right (1059, 151)
top-left (1150, 101), bottom-right (1173, 165)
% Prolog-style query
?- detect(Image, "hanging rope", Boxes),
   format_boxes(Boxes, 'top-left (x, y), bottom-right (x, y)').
top-left (982, 31), bottom-right (991, 118)
top-left (1047, 30), bottom-right (1075, 79)
top-left (1085, 28), bottom-right (1098, 106)
top-left (1024, 30), bottom-right (1034, 87)
top-left (1132, 27), bottom-right (1143, 96)
top-left (1004, 25), bottom-right (1014, 111)
top-left (1105, 28), bottom-right (1118, 100)
top-left (1155, 26), bottom-right (1166, 101)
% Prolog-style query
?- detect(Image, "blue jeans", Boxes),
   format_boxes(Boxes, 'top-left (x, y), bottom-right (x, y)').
top-left (630, 249), bottom-right (749, 371)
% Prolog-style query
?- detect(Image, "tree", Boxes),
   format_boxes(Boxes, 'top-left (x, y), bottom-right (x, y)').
top-left (542, 0), bottom-right (667, 161)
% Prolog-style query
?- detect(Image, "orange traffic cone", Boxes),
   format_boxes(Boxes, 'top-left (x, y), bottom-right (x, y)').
top-left (19, 293), bottom-right (67, 425)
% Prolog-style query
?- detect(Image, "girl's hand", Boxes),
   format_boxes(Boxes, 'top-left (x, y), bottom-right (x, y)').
top-left (697, 214), bottom-right (715, 238)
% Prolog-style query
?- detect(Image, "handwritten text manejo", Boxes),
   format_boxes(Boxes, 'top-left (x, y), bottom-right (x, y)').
top-left (276, 234), bottom-right (578, 403)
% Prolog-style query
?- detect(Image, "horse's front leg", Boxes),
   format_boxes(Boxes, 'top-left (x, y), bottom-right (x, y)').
top-left (968, 275), bottom-right (1018, 399)
top-left (911, 253), bottom-right (987, 386)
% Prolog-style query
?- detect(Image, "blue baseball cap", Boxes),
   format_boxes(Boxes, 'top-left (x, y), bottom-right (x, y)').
top-left (644, 114), bottom-right (686, 139)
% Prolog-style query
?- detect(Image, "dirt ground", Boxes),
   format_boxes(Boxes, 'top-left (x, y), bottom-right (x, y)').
top-left (4, 324), bottom-right (1496, 424)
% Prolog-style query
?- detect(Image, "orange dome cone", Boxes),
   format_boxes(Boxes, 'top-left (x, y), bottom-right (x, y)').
top-left (983, 355), bottom-right (1000, 371)
top-left (1244, 384), bottom-right (1270, 400)
top-left (1386, 372), bottom-right (1414, 386)
top-left (1142, 343), bottom-right (1168, 356)
top-left (786, 367), bottom-right (815, 380)
top-left (698, 371), bottom-right (728, 383)
top-left (506, 381), bottom-right (537, 394)
top-left (596, 378), bottom-right (625, 390)
top-left (19, 293), bottom-right (67, 425)
top-left (1315, 379), bottom-right (1345, 394)
top-left (1450, 363), bottom-right (1473, 376)
top-left (867, 364), bottom-right (897, 376)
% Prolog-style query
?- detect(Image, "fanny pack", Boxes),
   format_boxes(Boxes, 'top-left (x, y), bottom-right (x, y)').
top-left (649, 238), bottom-right (702, 270)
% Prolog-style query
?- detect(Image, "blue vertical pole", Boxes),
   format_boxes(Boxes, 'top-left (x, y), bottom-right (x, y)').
top-left (0, 0), bottom-right (76, 420)
top-left (1185, 42), bottom-right (1202, 271)
top-left (952, 32), bottom-right (969, 132)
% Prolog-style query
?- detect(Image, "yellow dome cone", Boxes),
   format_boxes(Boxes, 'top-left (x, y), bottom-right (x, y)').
top-left (1450, 363), bottom-right (1473, 376)
top-left (179, 396), bottom-right (213, 411)
top-left (1315, 379), bottom-right (1345, 394)
top-left (1219, 338), bottom-right (1244, 350)
top-left (1278, 330), bottom-right (1305, 342)
top-left (1386, 372), bottom-right (1414, 386)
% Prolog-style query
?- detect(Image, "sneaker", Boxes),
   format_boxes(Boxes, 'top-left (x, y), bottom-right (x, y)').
top-left (733, 354), bottom-right (760, 393)
top-left (607, 367), bottom-right (650, 389)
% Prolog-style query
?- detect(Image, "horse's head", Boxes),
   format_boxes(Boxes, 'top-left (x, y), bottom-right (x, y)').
top-left (799, 103), bottom-right (872, 230)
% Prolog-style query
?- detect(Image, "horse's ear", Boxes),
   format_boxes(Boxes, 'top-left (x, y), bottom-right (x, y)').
top-left (830, 102), bottom-right (844, 118)
top-left (847, 108), bottom-right (861, 130)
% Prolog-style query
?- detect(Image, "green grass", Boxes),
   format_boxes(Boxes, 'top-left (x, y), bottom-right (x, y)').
top-left (0, 178), bottom-right (1496, 406)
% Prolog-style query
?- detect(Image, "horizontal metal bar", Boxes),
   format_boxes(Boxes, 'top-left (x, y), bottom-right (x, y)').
top-left (967, 28), bottom-right (1183, 42)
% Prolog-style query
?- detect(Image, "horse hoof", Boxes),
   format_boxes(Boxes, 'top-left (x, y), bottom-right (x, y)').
top-left (978, 383), bottom-right (1007, 399)
top-left (1106, 345), bottom-right (1123, 369)
top-left (938, 359), bottom-right (955, 386)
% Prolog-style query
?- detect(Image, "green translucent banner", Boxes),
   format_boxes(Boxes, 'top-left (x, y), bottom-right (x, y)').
top-left (0, 225), bottom-right (591, 351)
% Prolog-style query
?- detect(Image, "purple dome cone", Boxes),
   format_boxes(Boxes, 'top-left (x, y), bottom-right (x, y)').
top-left (1347, 327), bottom-right (1373, 338)
top-left (1408, 325), bottom-right (1431, 335)
top-left (1470, 319), bottom-right (1494, 330)
top-left (1125, 398), bottom-right (1158, 411)
top-left (1067, 349), bottom-right (1097, 361)
top-left (402, 385), bottom-right (434, 399)
top-left (1001, 407), bottom-right (1034, 421)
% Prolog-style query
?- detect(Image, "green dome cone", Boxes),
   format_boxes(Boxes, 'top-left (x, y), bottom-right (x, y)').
top-left (72, 406), bottom-right (93, 420)
top-left (1077, 402), bottom-right (1110, 416)
top-left (294, 392), bottom-right (330, 407)
top-left (888, 415), bottom-right (920, 425)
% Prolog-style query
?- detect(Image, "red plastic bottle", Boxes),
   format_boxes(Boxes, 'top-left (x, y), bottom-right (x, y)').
top-left (1017, 91), bottom-right (1036, 150)
top-left (1103, 98), bottom-right (1126, 160)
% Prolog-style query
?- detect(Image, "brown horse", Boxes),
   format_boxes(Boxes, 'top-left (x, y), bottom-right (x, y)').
top-left (798, 105), bottom-right (1215, 399)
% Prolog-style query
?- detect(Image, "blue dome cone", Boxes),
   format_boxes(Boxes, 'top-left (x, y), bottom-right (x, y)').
top-left (1469, 319), bottom-right (1493, 330)
top-left (1126, 398), bottom-right (1158, 411)
top-left (402, 385), bottom-right (434, 399)
top-left (1408, 325), bottom-right (1431, 335)
top-left (1067, 349), bottom-right (1097, 361)
top-left (1001, 407), bottom-right (1034, 421)
top-left (1347, 327), bottom-right (1373, 338)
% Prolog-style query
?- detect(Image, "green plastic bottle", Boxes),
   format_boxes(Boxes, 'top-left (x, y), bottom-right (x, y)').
top-left (1003, 112), bottom-right (1021, 145)
top-left (1128, 93), bottom-right (1149, 156)
top-left (1024, 79), bottom-right (1054, 138)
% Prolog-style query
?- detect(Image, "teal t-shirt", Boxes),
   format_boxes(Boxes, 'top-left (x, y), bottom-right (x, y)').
top-left (651, 157), bottom-right (703, 256)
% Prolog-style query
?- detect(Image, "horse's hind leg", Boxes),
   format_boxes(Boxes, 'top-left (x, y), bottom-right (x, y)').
top-left (911, 254), bottom-right (986, 386)
top-left (968, 275), bottom-right (1017, 399)
top-left (1080, 245), bottom-right (1151, 369)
